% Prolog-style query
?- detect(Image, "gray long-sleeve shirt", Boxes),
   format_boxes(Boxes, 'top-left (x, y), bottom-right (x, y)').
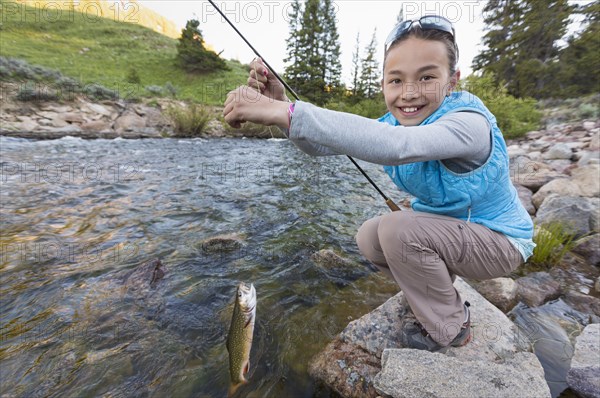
top-left (288, 101), bottom-right (492, 173)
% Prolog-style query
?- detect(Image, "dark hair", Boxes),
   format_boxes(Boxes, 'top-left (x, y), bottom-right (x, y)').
top-left (384, 26), bottom-right (459, 75)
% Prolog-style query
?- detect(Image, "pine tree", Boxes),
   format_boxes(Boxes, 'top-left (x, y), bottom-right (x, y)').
top-left (176, 19), bottom-right (228, 73)
top-left (321, 0), bottom-right (343, 99)
top-left (284, 0), bottom-right (343, 105)
top-left (556, 2), bottom-right (600, 96)
top-left (351, 32), bottom-right (363, 98)
top-left (396, 5), bottom-right (404, 24)
top-left (283, 0), bottom-right (303, 86)
top-left (473, 0), bottom-right (574, 98)
top-left (360, 29), bottom-right (380, 99)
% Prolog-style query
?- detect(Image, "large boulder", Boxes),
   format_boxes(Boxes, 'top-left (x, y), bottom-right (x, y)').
top-left (515, 184), bottom-right (536, 215)
top-left (571, 234), bottom-right (600, 266)
top-left (567, 324), bottom-right (600, 398)
top-left (515, 272), bottom-right (561, 307)
top-left (535, 195), bottom-right (600, 237)
top-left (532, 178), bottom-right (582, 208)
top-left (571, 164), bottom-right (600, 197)
top-left (510, 156), bottom-right (563, 191)
top-left (374, 350), bottom-right (549, 398)
top-left (309, 278), bottom-right (539, 397)
top-left (543, 143), bottom-right (573, 160)
top-left (472, 277), bottom-right (518, 312)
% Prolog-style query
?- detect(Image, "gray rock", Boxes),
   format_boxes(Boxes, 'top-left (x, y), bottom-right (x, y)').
top-left (81, 120), bottom-right (112, 132)
top-left (373, 350), bottom-right (550, 398)
top-left (309, 278), bottom-right (528, 397)
top-left (473, 277), bottom-right (518, 312)
top-left (544, 143), bottom-right (573, 160)
top-left (310, 249), bottom-right (368, 283)
top-left (563, 291), bottom-right (600, 318)
top-left (84, 103), bottom-right (112, 116)
top-left (515, 184), bottom-right (536, 215)
top-left (508, 144), bottom-right (527, 158)
top-left (510, 156), bottom-right (563, 191)
top-left (583, 121), bottom-right (597, 131)
top-left (114, 111), bottom-right (146, 133)
top-left (567, 324), bottom-right (600, 398)
top-left (589, 132), bottom-right (600, 151)
top-left (548, 159), bottom-right (574, 174)
top-left (572, 234), bottom-right (600, 266)
top-left (532, 178), bottom-right (582, 208)
top-left (200, 233), bottom-right (244, 253)
top-left (577, 151), bottom-right (600, 167)
top-left (308, 337), bottom-right (382, 398)
top-left (516, 272), bottom-right (561, 307)
top-left (536, 195), bottom-right (599, 237)
top-left (572, 165), bottom-right (600, 197)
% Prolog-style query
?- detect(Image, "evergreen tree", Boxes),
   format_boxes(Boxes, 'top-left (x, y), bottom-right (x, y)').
top-left (473, 0), bottom-right (574, 98)
top-left (350, 32), bottom-right (363, 98)
top-left (360, 29), bottom-right (380, 99)
top-left (396, 5), bottom-right (404, 24)
top-left (284, 0), bottom-right (343, 104)
top-left (283, 0), bottom-right (303, 87)
top-left (321, 0), bottom-right (343, 99)
top-left (176, 19), bottom-right (228, 73)
top-left (557, 2), bottom-right (600, 96)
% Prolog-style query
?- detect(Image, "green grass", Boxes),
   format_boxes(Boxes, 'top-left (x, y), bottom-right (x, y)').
top-left (529, 222), bottom-right (577, 267)
top-left (0, 0), bottom-right (248, 105)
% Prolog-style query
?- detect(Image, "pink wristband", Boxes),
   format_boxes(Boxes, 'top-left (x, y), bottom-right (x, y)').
top-left (287, 102), bottom-right (295, 129)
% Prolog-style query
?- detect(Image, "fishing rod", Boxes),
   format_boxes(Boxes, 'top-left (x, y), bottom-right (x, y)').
top-left (207, 0), bottom-right (400, 212)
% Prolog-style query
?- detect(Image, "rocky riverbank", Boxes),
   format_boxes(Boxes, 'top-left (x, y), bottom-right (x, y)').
top-left (305, 118), bottom-right (600, 397)
top-left (0, 84), bottom-right (282, 139)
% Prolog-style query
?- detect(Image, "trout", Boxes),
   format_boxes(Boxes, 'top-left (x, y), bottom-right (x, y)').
top-left (226, 282), bottom-right (256, 396)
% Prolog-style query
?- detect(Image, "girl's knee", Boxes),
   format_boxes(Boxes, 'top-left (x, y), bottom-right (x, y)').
top-left (377, 211), bottom-right (420, 245)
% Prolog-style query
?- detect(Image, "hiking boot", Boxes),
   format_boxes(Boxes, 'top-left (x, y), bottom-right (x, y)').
top-left (400, 302), bottom-right (471, 353)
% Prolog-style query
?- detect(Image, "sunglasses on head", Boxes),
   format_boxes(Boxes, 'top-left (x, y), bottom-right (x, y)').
top-left (384, 15), bottom-right (455, 52)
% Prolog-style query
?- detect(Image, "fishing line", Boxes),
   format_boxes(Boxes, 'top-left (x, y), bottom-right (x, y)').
top-left (207, 0), bottom-right (400, 212)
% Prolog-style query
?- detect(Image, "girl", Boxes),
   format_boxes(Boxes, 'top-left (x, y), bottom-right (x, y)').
top-left (223, 15), bottom-right (534, 352)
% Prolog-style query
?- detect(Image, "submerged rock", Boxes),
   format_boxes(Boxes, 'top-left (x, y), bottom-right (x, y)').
top-left (310, 249), bottom-right (369, 283)
top-left (567, 324), bottom-right (600, 398)
top-left (200, 233), bottom-right (245, 253)
top-left (510, 299), bottom-right (592, 397)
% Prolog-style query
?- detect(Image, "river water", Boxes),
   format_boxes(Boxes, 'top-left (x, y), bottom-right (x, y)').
top-left (0, 136), bottom-right (401, 397)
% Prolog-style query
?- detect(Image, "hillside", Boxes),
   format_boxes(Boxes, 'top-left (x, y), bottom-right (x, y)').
top-left (11, 0), bottom-right (181, 38)
top-left (0, 0), bottom-right (248, 105)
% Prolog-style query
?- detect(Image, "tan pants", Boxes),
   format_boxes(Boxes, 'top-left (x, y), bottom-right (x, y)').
top-left (356, 210), bottom-right (523, 346)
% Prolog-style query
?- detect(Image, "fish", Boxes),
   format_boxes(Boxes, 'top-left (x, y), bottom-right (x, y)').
top-left (226, 282), bottom-right (256, 396)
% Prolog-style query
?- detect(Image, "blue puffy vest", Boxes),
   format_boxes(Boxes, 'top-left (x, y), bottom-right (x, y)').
top-left (379, 91), bottom-right (534, 240)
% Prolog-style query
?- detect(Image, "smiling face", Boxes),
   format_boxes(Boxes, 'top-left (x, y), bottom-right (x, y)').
top-left (382, 37), bottom-right (460, 126)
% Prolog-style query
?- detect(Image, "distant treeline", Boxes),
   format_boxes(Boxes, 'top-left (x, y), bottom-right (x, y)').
top-left (282, 0), bottom-right (599, 104)
top-left (474, 0), bottom-right (599, 99)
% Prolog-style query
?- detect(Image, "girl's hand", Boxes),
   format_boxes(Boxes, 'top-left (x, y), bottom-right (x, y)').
top-left (247, 58), bottom-right (288, 102)
top-left (223, 86), bottom-right (289, 129)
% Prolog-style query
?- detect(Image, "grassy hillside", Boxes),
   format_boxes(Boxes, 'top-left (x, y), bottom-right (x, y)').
top-left (0, 0), bottom-right (248, 105)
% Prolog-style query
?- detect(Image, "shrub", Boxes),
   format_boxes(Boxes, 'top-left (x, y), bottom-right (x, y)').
top-left (145, 85), bottom-right (164, 96)
top-left (459, 73), bottom-right (541, 139)
top-left (165, 103), bottom-right (211, 137)
top-left (164, 82), bottom-right (178, 98)
top-left (15, 84), bottom-right (59, 102)
top-left (325, 95), bottom-right (388, 119)
top-left (84, 83), bottom-right (118, 101)
top-left (126, 68), bottom-right (141, 84)
top-left (528, 222), bottom-right (577, 267)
